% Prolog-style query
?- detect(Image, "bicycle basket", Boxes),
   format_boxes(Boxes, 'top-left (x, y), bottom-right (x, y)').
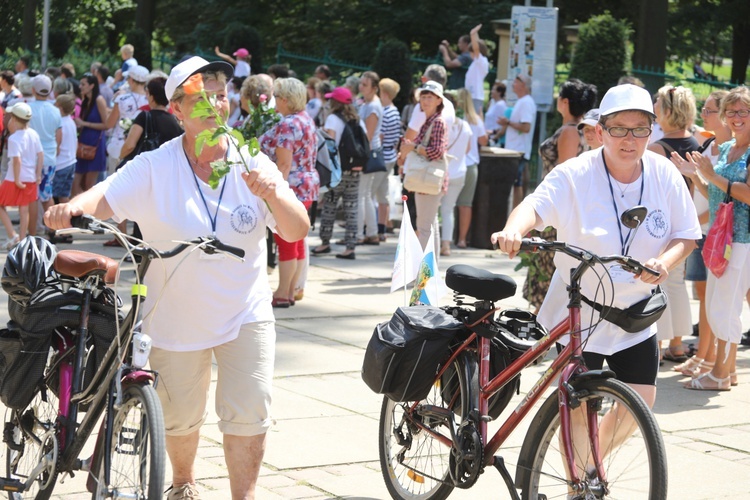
top-left (362, 306), bottom-right (464, 402)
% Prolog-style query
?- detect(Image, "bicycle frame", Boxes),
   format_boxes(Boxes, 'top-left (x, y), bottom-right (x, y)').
top-left (417, 262), bottom-right (605, 488)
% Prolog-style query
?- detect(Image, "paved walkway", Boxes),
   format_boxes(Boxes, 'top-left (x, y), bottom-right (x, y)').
top-left (1, 224), bottom-right (749, 499)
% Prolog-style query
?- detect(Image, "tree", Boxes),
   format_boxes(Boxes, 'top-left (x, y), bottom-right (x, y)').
top-left (372, 40), bottom-right (414, 110)
top-left (569, 13), bottom-right (630, 98)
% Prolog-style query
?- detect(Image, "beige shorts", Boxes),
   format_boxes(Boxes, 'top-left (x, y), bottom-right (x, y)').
top-left (149, 321), bottom-right (276, 437)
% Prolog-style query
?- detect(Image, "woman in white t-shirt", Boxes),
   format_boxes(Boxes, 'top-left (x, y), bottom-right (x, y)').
top-left (357, 71), bottom-right (384, 245)
top-left (438, 91), bottom-right (472, 256)
top-left (44, 57), bottom-right (309, 500)
top-left (493, 84), bottom-right (700, 412)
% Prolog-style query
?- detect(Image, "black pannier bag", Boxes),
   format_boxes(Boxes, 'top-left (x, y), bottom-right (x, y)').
top-left (362, 306), bottom-right (464, 402)
top-left (0, 286), bottom-right (120, 410)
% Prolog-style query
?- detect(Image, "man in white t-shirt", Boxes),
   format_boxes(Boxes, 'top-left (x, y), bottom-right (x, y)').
top-left (499, 74), bottom-right (536, 206)
top-left (493, 83), bottom-right (699, 408)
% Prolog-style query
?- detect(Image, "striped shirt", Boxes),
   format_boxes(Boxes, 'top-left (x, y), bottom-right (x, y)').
top-left (381, 104), bottom-right (401, 162)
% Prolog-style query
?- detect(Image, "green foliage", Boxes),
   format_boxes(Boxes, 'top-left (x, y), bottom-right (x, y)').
top-left (569, 12), bottom-right (631, 99)
top-left (125, 28), bottom-right (151, 69)
top-left (371, 40), bottom-right (415, 110)
top-left (48, 29), bottom-right (71, 60)
top-left (240, 101), bottom-right (281, 144)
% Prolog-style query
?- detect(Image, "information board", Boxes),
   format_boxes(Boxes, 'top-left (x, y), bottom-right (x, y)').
top-left (506, 6), bottom-right (558, 108)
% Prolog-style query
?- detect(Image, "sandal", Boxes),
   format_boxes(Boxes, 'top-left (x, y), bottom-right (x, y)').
top-left (731, 372), bottom-right (738, 387)
top-left (271, 297), bottom-right (291, 308)
top-left (456, 240), bottom-right (468, 249)
top-left (674, 356), bottom-right (703, 375)
top-left (684, 372), bottom-right (731, 391)
top-left (294, 288), bottom-right (304, 301)
top-left (662, 347), bottom-right (688, 363)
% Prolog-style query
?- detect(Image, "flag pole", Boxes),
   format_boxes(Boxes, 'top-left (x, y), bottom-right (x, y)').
top-left (403, 195), bottom-right (409, 307)
top-left (432, 215), bottom-right (440, 307)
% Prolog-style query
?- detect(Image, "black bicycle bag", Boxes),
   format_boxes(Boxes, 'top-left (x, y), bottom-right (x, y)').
top-left (362, 306), bottom-right (464, 402)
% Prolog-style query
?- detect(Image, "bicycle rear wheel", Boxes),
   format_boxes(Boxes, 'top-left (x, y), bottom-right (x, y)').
top-left (517, 378), bottom-right (667, 500)
top-left (4, 389), bottom-right (59, 500)
top-left (378, 351), bottom-right (477, 500)
top-left (91, 383), bottom-right (165, 500)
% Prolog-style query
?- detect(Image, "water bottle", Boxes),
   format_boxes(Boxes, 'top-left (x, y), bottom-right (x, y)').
top-left (131, 331), bottom-right (152, 369)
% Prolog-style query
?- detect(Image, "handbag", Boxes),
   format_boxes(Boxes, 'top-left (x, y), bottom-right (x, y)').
top-left (581, 286), bottom-right (668, 333)
top-left (403, 121), bottom-right (448, 195)
top-left (365, 147), bottom-right (386, 173)
top-left (76, 132), bottom-right (103, 161)
top-left (702, 182), bottom-right (734, 278)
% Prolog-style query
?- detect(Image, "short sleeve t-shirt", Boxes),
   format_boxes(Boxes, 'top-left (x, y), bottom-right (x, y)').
top-left (485, 99), bottom-right (507, 132)
top-left (465, 55), bottom-right (489, 101)
top-left (235, 60), bottom-right (251, 78)
top-left (56, 115), bottom-right (78, 170)
top-left (6, 128), bottom-right (42, 182)
top-left (524, 148), bottom-right (701, 355)
top-left (108, 92), bottom-right (149, 158)
top-left (446, 119), bottom-right (472, 179)
top-left (324, 113), bottom-right (346, 148)
top-left (359, 98), bottom-right (383, 150)
top-left (28, 99), bottom-right (61, 166)
top-left (101, 136), bottom-right (291, 351)
top-left (504, 94), bottom-right (537, 159)
top-left (466, 120), bottom-right (486, 166)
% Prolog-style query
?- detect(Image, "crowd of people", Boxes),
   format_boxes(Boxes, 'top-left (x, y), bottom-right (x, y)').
top-left (3, 28), bottom-right (749, 499)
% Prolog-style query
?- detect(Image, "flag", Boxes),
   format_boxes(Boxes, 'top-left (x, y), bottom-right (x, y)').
top-left (390, 202), bottom-right (423, 293)
top-left (409, 229), bottom-right (447, 306)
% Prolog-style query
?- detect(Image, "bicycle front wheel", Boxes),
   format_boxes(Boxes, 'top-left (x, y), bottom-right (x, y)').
top-left (91, 383), bottom-right (165, 500)
top-left (378, 351), bottom-right (478, 500)
top-left (517, 378), bottom-right (667, 500)
top-left (5, 388), bottom-right (59, 500)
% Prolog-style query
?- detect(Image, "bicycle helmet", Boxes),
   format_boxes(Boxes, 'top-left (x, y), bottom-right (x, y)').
top-left (2, 236), bottom-right (58, 306)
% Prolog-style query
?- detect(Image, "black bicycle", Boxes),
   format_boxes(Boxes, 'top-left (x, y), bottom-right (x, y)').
top-left (0, 215), bottom-right (245, 499)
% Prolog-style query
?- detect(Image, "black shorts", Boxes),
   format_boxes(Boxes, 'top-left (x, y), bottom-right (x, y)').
top-left (559, 335), bottom-right (659, 386)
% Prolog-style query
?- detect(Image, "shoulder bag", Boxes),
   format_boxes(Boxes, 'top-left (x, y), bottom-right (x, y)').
top-left (702, 182), bottom-right (734, 278)
top-left (403, 120), bottom-right (461, 195)
top-left (76, 131), bottom-right (103, 161)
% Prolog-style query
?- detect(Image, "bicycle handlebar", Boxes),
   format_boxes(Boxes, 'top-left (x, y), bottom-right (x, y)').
top-left (519, 238), bottom-right (660, 277)
top-left (67, 214), bottom-right (246, 260)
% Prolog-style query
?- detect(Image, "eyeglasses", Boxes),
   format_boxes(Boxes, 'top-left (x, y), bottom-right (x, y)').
top-left (724, 109), bottom-right (750, 118)
top-left (603, 126), bottom-right (652, 138)
top-left (701, 107), bottom-right (719, 115)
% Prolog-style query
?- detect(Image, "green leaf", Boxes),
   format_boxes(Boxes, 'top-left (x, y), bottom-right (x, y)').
top-left (247, 137), bottom-right (260, 157)
top-left (230, 129), bottom-right (246, 149)
top-left (207, 160), bottom-right (232, 190)
top-left (190, 100), bottom-right (214, 119)
top-left (195, 129), bottom-right (214, 157)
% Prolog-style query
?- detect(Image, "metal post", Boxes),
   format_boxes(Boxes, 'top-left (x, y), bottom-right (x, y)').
top-left (41, 0), bottom-right (51, 70)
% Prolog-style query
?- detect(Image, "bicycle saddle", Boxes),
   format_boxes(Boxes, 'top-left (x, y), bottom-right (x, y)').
top-left (446, 264), bottom-right (517, 302)
top-left (54, 250), bottom-right (119, 285)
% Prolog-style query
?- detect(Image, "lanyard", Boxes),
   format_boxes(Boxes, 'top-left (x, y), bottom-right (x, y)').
top-left (184, 147), bottom-right (227, 236)
top-left (602, 153), bottom-right (644, 255)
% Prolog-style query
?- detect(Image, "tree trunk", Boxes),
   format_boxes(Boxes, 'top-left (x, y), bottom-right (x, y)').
top-left (632, 0), bottom-right (668, 94)
top-left (730, 19), bottom-right (750, 84)
top-left (135, 0), bottom-right (156, 69)
top-left (22, 0), bottom-right (37, 52)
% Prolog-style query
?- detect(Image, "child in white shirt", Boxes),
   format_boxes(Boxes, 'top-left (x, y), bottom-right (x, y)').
top-left (0, 102), bottom-right (42, 249)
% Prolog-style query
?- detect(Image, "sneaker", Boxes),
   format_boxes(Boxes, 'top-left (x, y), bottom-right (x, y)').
top-left (3, 234), bottom-right (20, 251)
top-left (166, 483), bottom-right (201, 499)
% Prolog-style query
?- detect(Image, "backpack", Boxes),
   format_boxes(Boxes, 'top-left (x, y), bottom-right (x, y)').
top-left (337, 115), bottom-right (370, 171)
top-left (315, 128), bottom-right (342, 191)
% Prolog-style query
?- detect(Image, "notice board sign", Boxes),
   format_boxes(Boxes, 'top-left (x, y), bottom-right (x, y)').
top-left (507, 6), bottom-right (558, 109)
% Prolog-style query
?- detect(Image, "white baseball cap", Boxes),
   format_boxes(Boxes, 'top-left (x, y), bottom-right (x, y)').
top-left (165, 56), bottom-right (234, 101)
top-left (600, 84), bottom-right (655, 118)
top-left (31, 74), bottom-right (52, 96)
top-left (577, 108), bottom-right (601, 130)
top-left (124, 65), bottom-right (150, 83)
top-left (7, 102), bottom-right (32, 120)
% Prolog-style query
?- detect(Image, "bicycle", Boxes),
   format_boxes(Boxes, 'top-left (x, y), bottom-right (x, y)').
top-left (0, 215), bottom-right (245, 499)
top-left (377, 237), bottom-right (668, 500)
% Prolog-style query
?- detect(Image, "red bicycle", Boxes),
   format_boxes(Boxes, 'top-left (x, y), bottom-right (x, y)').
top-left (378, 238), bottom-right (668, 500)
